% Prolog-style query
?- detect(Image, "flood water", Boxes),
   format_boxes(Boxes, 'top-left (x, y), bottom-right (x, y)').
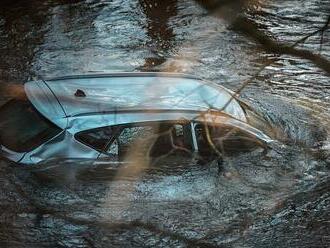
top-left (0, 0), bottom-right (329, 247)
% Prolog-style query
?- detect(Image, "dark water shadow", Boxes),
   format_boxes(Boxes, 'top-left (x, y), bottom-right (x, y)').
top-left (138, 0), bottom-right (178, 70)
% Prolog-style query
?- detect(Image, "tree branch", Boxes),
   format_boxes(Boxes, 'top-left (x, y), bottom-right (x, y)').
top-left (231, 16), bottom-right (330, 74)
top-left (194, 0), bottom-right (330, 75)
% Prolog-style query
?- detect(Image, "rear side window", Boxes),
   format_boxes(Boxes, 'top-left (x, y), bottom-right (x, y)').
top-left (0, 97), bottom-right (62, 152)
top-left (75, 126), bottom-right (122, 152)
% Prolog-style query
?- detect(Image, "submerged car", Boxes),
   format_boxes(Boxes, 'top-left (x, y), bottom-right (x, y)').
top-left (0, 72), bottom-right (272, 165)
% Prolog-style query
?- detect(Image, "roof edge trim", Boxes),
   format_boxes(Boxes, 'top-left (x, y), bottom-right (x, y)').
top-left (44, 72), bottom-right (201, 81)
top-left (68, 108), bottom-right (231, 118)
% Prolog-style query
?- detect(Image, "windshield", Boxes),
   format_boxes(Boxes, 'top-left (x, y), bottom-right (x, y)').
top-left (194, 122), bottom-right (265, 157)
top-left (0, 97), bottom-right (62, 153)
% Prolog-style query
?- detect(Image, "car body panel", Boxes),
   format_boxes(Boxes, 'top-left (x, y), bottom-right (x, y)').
top-left (25, 72), bottom-right (246, 126)
top-left (1, 73), bottom-right (273, 165)
top-left (18, 113), bottom-right (271, 165)
top-left (19, 130), bottom-right (99, 164)
top-left (0, 145), bottom-right (26, 163)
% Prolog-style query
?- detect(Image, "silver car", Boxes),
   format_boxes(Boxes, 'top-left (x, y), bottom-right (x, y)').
top-left (0, 72), bottom-right (272, 165)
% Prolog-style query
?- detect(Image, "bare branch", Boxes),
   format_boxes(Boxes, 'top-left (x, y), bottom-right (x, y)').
top-left (194, 0), bottom-right (330, 74)
top-left (319, 15), bottom-right (330, 52)
top-left (292, 15), bottom-right (330, 48)
top-left (231, 16), bottom-right (330, 74)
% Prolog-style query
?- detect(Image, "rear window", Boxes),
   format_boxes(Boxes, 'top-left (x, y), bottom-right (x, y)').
top-left (0, 97), bottom-right (62, 152)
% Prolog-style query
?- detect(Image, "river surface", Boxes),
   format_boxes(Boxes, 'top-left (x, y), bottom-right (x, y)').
top-left (0, 0), bottom-right (329, 247)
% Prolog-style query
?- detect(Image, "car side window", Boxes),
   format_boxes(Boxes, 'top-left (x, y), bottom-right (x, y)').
top-left (195, 123), bottom-right (264, 157)
top-left (109, 125), bottom-right (156, 159)
top-left (75, 126), bottom-right (120, 152)
top-left (107, 138), bottom-right (119, 155)
top-left (117, 126), bottom-right (155, 146)
top-left (76, 122), bottom-right (195, 160)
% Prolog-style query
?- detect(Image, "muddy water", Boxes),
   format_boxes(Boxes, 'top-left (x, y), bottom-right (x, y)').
top-left (0, 0), bottom-right (329, 247)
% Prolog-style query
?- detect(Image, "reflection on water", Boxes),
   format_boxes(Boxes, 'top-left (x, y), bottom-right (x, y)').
top-left (0, 0), bottom-right (50, 81)
top-left (139, 0), bottom-right (178, 69)
top-left (0, 0), bottom-right (329, 247)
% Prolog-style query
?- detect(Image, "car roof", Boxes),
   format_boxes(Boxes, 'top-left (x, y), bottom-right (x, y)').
top-left (24, 72), bottom-right (246, 128)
